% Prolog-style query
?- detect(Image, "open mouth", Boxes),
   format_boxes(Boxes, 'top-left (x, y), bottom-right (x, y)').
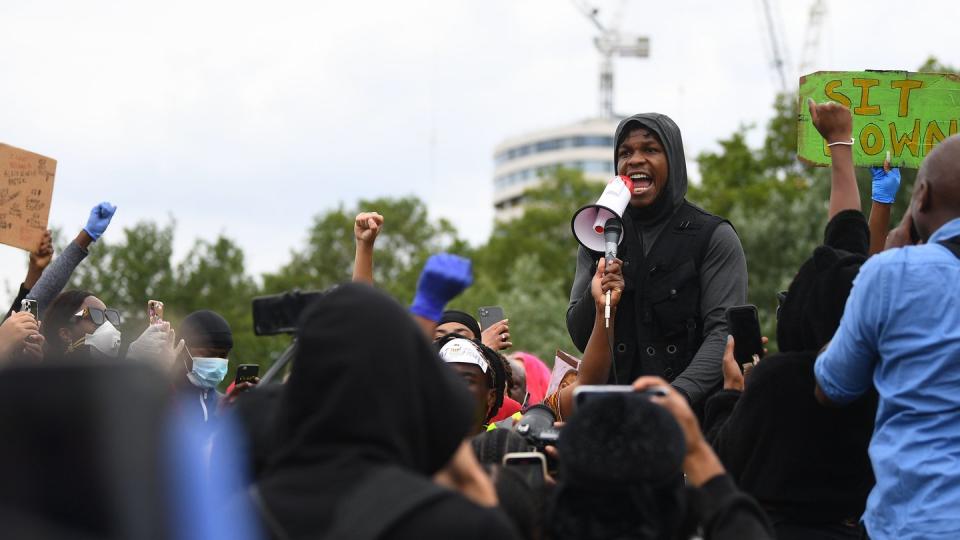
top-left (629, 173), bottom-right (654, 194)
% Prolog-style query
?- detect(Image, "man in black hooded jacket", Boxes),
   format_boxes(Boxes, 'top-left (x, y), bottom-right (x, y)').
top-left (567, 113), bottom-right (747, 407)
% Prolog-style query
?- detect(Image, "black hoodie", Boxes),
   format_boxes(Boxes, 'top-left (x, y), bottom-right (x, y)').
top-left (567, 113), bottom-right (748, 405)
top-left (256, 284), bottom-right (520, 540)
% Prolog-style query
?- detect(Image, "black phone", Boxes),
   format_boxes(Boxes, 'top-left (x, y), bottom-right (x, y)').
top-left (573, 384), bottom-right (668, 410)
top-left (725, 305), bottom-right (764, 368)
top-left (235, 364), bottom-right (260, 385)
top-left (502, 452), bottom-right (547, 490)
top-left (477, 306), bottom-right (505, 332)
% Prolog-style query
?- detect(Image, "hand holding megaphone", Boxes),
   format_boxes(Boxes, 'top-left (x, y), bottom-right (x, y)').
top-left (572, 176), bottom-right (634, 328)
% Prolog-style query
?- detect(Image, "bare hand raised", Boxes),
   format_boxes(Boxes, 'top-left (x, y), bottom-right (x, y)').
top-left (354, 212), bottom-right (384, 245)
top-left (808, 98), bottom-right (853, 144)
top-left (481, 319), bottom-right (511, 351)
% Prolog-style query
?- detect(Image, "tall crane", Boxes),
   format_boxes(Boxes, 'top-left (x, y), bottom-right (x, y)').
top-left (573, 0), bottom-right (650, 119)
top-left (758, 0), bottom-right (791, 92)
top-left (798, 0), bottom-right (827, 76)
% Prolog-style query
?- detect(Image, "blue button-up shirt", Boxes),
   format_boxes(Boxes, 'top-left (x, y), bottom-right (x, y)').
top-left (815, 217), bottom-right (960, 540)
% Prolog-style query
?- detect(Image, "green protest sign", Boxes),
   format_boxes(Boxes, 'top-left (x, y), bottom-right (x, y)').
top-left (797, 70), bottom-right (960, 169)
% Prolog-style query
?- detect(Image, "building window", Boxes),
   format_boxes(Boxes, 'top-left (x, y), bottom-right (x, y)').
top-left (495, 134), bottom-right (615, 164)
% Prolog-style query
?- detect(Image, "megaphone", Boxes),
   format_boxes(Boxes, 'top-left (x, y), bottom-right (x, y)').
top-left (571, 175), bottom-right (634, 252)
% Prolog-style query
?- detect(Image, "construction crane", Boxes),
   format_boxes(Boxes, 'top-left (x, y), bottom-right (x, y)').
top-left (572, 0), bottom-right (650, 119)
top-left (758, 0), bottom-right (792, 92)
top-left (798, 0), bottom-right (827, 76)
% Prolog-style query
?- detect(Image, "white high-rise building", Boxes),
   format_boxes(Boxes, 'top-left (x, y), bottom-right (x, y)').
top-left (492, 117), bottom-right (620, 221)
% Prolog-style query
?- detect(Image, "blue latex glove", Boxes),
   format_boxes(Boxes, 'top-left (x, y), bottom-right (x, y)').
top-left (410, 253), bottom-right (473, 321)
top-left (83, 202), bottom-right (117, 241)
top-left (870, 167), bottom-right (901, 204)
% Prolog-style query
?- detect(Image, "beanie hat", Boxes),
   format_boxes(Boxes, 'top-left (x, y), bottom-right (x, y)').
top-left (180, 310), bottom-right (234, 350)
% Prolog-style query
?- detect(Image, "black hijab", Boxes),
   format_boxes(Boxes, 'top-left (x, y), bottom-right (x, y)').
top-left (258, 283), bottom-right (475, 537)
top-left (614, 113), bottom-right (689, 226)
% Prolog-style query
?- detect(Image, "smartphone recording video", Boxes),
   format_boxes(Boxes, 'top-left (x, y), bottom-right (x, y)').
top-left (725, 304), bottom-right (764, 368)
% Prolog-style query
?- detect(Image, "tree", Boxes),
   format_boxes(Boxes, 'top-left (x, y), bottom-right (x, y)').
top-left (691, 93), bottom-right (828, 346)
top-left (69, 220), bottom-right (177, 339)
top-left (262, 196), bottom-right (466, 303)
top-left (452, 168), bottom-right (600, 363)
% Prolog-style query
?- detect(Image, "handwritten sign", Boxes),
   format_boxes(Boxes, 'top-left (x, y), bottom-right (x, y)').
top-left (798, 71), bottom-right (960, 169)
top-left (0, 144), bottom-right (56, 251)
top-left (545, 349), bottom-right (580, 398)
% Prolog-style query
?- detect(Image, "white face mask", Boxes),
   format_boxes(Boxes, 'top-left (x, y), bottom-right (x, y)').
top-left (83, 321), bottom-right (122, 358)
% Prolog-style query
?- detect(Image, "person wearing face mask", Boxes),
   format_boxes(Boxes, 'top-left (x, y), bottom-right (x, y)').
top-left (177, 310), bottom-right (238, 423)
top-left (41, 290), bottom-right (123, 360)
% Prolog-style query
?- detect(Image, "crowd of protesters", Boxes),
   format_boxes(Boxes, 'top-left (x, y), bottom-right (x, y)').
top-left (0, 98), bottom-right (957, 540)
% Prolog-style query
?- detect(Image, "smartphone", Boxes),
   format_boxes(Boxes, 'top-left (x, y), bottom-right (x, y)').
top-left (148, 300), bottom-right (164, 325)
top-left (478, 306), bottom-right (505, 331)
top-left (573, 384), bottom-right (668, 410)
top-left (235, 364), bottom-right (260, 385)
top-left (20, 298), bottom-right (38, 320)
top-left (502, 452), bottom-right (547, 490)
top-left (725, 304), bottom-right (765, 368)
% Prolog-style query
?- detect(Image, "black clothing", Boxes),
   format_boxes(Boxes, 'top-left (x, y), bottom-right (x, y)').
top-left (703, 210), bottom-right (876, 534)
top-left (615, 114), bottom-right (688, 226)
top-left (776, 209), bottom-right (869, 352)
top-left (693, 474), bottom-right (776, 540)
top-left (548, 393), bottom-right (773, 539)
top-left (0, 360), bottom-right (173, 539)
top-left (256, 284), bottom-right (520, 540)
top-left (595, 203), bottom-right (727, 386)
top-left (568, 113), bottom-right (747, 405)
top-left (703, 352), bottom-right (876, 529)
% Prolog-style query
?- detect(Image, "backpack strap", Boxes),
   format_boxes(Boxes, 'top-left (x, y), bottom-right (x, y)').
top-left (326, 466), bottom-right (449, 540)
top-left (938, 235), bottom-right (960, 260)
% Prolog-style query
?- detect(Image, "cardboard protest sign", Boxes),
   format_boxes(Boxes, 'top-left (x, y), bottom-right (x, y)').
top-left (545, 349), bottom-right (581, 398)
top-left (798, 71), bottom-right (960, 169)
top-left (0, 144), bottom-right (56, 251)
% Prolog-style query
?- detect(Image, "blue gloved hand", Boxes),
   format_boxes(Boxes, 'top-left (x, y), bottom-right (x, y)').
top-left (870, 167), bottom-right (901, 204)
top-left (83, 202), bottom-right (117, 241)
top-left (410, 253), bottom-right (473, 321)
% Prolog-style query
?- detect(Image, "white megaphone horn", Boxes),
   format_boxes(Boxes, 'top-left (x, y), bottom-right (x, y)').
top-left (571, 175), bottom-right (634, 253)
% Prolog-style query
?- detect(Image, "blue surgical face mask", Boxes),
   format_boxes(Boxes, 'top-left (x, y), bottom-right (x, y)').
top-left (188, 357), bottom-right (229, 389)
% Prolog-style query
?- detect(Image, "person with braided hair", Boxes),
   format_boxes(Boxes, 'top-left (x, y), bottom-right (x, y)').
top-left (436, 335), bottom-right (514, 434)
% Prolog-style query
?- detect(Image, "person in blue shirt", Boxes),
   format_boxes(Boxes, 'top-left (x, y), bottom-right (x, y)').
top-left (814, 135), bottom-right (960, 540)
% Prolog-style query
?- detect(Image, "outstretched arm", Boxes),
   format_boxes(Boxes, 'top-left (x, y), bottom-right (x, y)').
top-left (409, 254), bottom-right (473, 340)
top-left (27, 202), bottom-right (117, 317)
top-left (808, 99), bottom-right (859, 219)
top-left (557, 257), bottom-right (624, 416)
top-left (352, 211), bottom-right (383, 284)
top-left (867, 158), bottom-right (901, 255)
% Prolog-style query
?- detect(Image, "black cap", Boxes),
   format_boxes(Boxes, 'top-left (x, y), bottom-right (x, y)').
top-left (180, 310), bottom-right (233, 350)
top-left (437, 310), bottom-right (482, 339)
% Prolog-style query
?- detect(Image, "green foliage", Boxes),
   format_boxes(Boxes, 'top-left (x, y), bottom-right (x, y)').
top-left (691, 93), bottom-right (828, 346)
top-left (262, 197), bottom-right (465, 303)
top-left (451, 169), bottom-right (598, 362)
top-left (58, 56), bottom-right (950, 371)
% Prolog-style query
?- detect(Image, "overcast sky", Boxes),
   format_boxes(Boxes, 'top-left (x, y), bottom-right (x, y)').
top-left (0, 0), bottom-right (957, 296)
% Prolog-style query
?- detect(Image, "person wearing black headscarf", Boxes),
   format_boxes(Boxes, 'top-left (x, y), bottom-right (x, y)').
top-left (253, 283), bottom-right (520, 540)
top-left (702, 101), bottom-right (878, 540)
top-left (567, 113), bottom-right (748, 408)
